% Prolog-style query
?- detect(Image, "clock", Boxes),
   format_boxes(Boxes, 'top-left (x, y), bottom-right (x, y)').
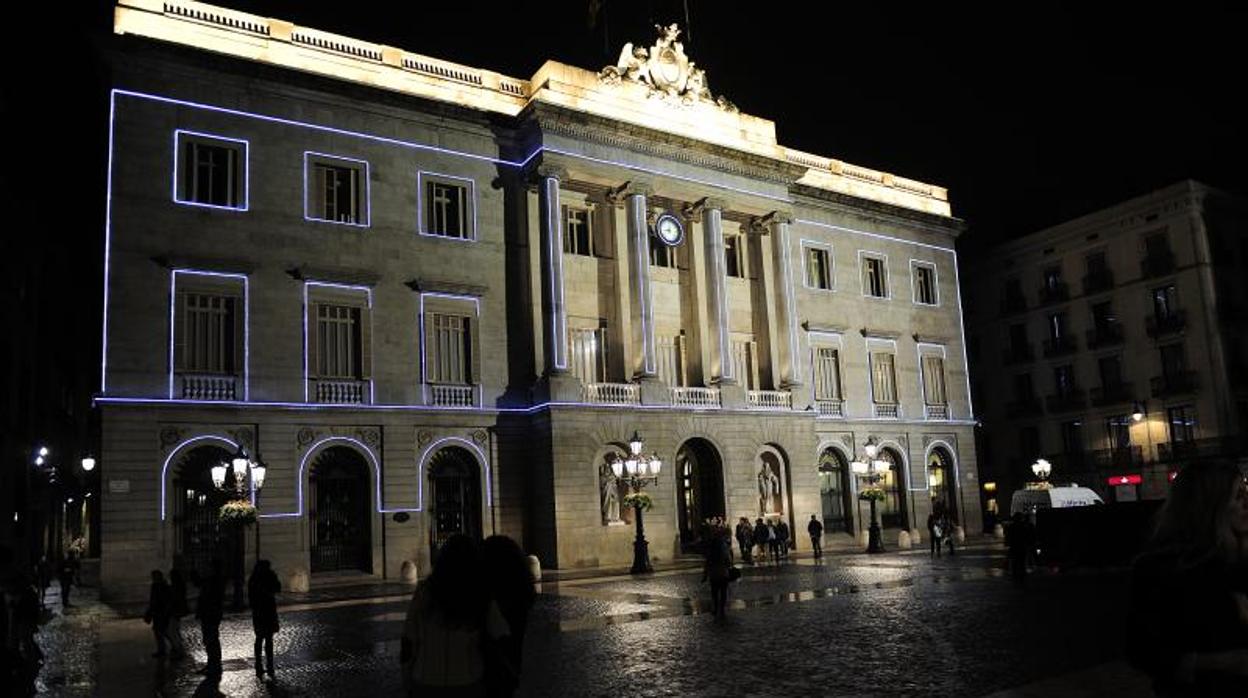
top-left (653, 212), bottom-right (684, 247)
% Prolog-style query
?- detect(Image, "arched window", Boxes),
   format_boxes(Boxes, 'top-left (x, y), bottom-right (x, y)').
top-left (172, 445), bottom-right (232, 577)
top-left (876, 447), bottom-right (906, 529)
top-left (818, 448), bottom-right (852, 534)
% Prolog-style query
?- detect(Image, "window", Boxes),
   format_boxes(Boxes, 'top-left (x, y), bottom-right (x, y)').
top-left (1054, 364), bottom-right (1076, 396)
top-left (921, 355), bottom-right (947, 405)
top-left (1152, 284), bottom-right (1178, 319)
top-left (1098, 355), bottom-right (1123, 387)
top-left (912, 263), bottom-right (937, 305)
top-left (1009, 323), bottom-right (1028, 353)
top-left (1042, 266), bottom-right (1062, 291)
top-left (563, 205), bottom-right (594, 257)
top-left (428, 313), bottom-right (472, 385)
top-left (1160, 343), bottom-right (1186, 378)
top-left (1013, 373), bottom-right (1034, 401)
top-left (656, 334), bottom-right (687, 387)
top-left (175, 132), bottom-right (247, 209)
top-left (1106, 416), bottom-right (1131, 450)
top-left (813, 347), bottom-right (842, 400)
top-left (649, 233), bottom-right (677, 268)
top-left (179, 294), bottom-right (237, 375)
top-left (1167, 405), bottom-right (1196, 443)
top-left (804, 245), bottom-right (832, 289)
top-left (1060, 420), bottom-right (1083, 455)
top-left (1091, 302), bottom-right (1116, 332)
top-left (316, 305), bottom-right (362, 379)
top-left (731, 338), bottom-right (758, 390)
top-left (861, 255), bottom-right (888, 298)
top-left (307, 291), bottom-right (371, 404)
top-left (725, 235), bottom-right (745, 278)
top-left (1086, 252), bottom-right (1107, 275)
top-left (421, 175), bottom-right (473, 239)
top-left (569, 327), bottom-right (607, 383)
top-left (1048, 312), bottom-right (1068, 341)
top-left (870, 352), bottom-right (897, 404)
top-left (1145, 232), bottom-right (1171, 259)
top-left (306, 154), bottom-right (367, 225)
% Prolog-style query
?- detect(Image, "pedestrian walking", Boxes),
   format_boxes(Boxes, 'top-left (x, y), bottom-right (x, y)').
top-left (766, 520), bottom-right (780, 564)
top-left (1005, 513), bottom-right (1033, 585)
top-left (35, 558), bottom-right (51, 610)
top-left (248, 560), bottom-right (281, 679)
top-left (1127, 461), bottom-right (1248, 694)
top-left (481, 535), bottom-right (535, 698)
top-left (807, 515), bottom-right (824, 560)
top-left (167, 568), bottom-right (189, 660)
top-left (941, 512), bottom-right (957, 556)
top-left (194, 559), bottom-right (226, 675)
top-left (401, 534), bottom-right (509, 697)
top-left (752, 518), bottom-right (769, 565)
top-left (142, 570), bottom-right (173, 658)
top-left (735, 517), bottom-right (754, 564)
top-left (927, 512), bottom-right (943, 557)
top-left (702, 531), bottom-right (732, 617)
top-left (56, 554), bottom-right (77, 609)
top-left (776, 519), bottom-right (791, 559)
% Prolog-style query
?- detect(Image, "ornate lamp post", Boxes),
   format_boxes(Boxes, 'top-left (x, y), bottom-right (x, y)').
top-left (211, 445), bottom-right (266, 611)
top-left (608, 431), bottom-right (662, 574)
top-left (1031, 457), bottom-right (1052, 486)
top-left (851, 437), bottom-right (890, 554)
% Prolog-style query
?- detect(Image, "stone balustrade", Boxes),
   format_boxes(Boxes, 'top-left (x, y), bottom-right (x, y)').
top-left (815, 398), bottom-right (844, 418)
top-left (747, 390), bottom-right (792, 410)
top-left (873, 402), bottom-right (899, 419)
top-left (671, 387), bottom-right (721, 409)
top-left (180, 373), bottom-right (237, 400)
top-left (429, 383), bottom-right (475, 407)
top-left (582, 382), bottom-right (641, 405)
top-left (314, 379), bottom-right (367, 404)
top-left (924, 404), bottom-right (949, 420)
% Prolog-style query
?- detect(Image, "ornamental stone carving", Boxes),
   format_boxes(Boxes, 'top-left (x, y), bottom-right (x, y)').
top-left (357, 428), bottom-right (380, 448)
top-left (598, 24), bottom-right (737, 111)
top-left (228, 427), bottom-right (255, 451)
top-left (471, 430), bottom-right (488, 445)
top-left (297, 428), bottom-right (319, 449)
top-left (160, 426), bottom-right (185, 450)
top-left (417, 430), bottom-right (433, 448)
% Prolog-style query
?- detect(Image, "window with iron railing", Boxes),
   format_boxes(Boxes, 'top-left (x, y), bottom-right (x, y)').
top-left (180, 293), bottom-right (237, 375)
top-left (317, 305), bottom-right (362, 379)
top-left (870, 352), bottom-right (897, 405)
top-left (428, 313), bottom-right (472, 385)
top-left (814, 347), bottom-right (842, 401)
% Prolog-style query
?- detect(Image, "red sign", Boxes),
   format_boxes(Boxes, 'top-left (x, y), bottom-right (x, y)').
top-left (1168, 471), bottom-right (1179, 482)
top-left (1107, 474), bottom-right (1142, 486)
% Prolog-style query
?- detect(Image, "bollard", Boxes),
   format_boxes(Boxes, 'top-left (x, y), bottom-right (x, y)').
top-left (526, 554), bottom-right (542, 583)
top-left (400, 559), bottom-right (419, 583)
top-left (288, 568), bottom-right (310, 593)
top-left (910, 528), bottom-right (923, 546)
top-left (898, 529), bottom-right (912, 549)
top-left (993, 523), bottom-right (1005, 539)
top-left (954, 525), bottom-right (966, 544)
top-left (858, 530), bottom-right (870, 547)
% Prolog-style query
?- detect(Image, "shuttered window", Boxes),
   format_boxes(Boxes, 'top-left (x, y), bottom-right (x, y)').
top-left (922, 355), bottom-right (947, 405)
top-left (429, 313), bottom-right (472, 384)
top-left (570, 327), bottom-right (607, 383)
top-left (870, 352), bottom-right (897, 404)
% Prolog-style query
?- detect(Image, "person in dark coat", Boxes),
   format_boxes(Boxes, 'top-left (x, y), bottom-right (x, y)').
top-left (807, 515), bottom-right (824, 560)
top-left (702, 532), bottom-right (732, 617)
top-left (56, 554), bottom-right (77, 609)
top-left (247, 560), bottom-right (281, 679)
top-left (168, 569), bottom-right (189, 660)
top-left (776, 519), bottom-right (792, 559)
top-left (194, 559), bottom-right (226, 675)
top-left (927, 512), bottom-right (944, 557)
top-left (481, 535), bottom-right (535, 698)
top-left (1005, 513), bottom-right (1034, 585)
top-left (752, 518), bottom-right (769, 565)
top-left (735, 518), bottom-right (754, 564)
top-left (143, 570), bottom-right (173, 658)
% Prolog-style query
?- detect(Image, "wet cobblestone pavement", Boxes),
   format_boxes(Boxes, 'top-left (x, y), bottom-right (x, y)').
top-left (31, 542), bottom-right (1151, 696)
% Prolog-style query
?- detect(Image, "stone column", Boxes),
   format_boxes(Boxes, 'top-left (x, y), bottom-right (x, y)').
top-left (537, 164), bottom-right (569, 375)
top-left (689, 197), bottom-right (733, 384)
top-left (766, 212), bottom-right (802, 388)
top-left (616, 182), bottom-right (657, 381)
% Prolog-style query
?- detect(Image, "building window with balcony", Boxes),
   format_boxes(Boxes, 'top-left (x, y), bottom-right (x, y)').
top-left (424, 312), bottom-right (475, 407)
top-left (1098, 355), bottom-right (1123, 389)
top-left (1060, 420), bottom-right (1084, 459)
top-left (563, 205), bottom-right (594, 257)
top-left (1048, 312), bottom-right (1067, 341)
top-left (861, 254), bottom-right (888, 298)
top-left (650, 234), bottom-right (677, 268)
top-left (912, 262), bottom-right (938, 305)
top-left (1083, 251), bottom-right (1112, 293)
top-left (174, 290), bottom-right (241, 400)
top-left (725, 234), bottom-right (746, 278)
top-left (420, 174), bottom-right (474, 239)
top-left (1152, 284), bottom-right (1179, 319)
top-left (306, 154), bottom-right (367, 225)
top-left (813, 346), bottom-right (843, 416)
top-left (1003, 277), bottom-right (1025, 313)
top-left (1088, 301), bottom-right (1121, 347)
top-left (1041, 266), bottom-right (1066, 302)
top-left (870, 352), bottom-right (898, 417)
top-left (1167, 405), bottom-right (1196, 444)
top-left (730, 338), bottom-right (758, 390)
top-left (569, 326), bottom-right (607, 383)
top-left (803, 245), bottom-right (832, 290)
top-left (1142, 231), bottom-right (1174, 276)
top-left (1054, 364), bottom-right (1076, 396)
top-left (175, 132), bottom-right (247, 210)
top-left (1045, 312), bottom-right (1074, 356)
top-left (921, 354), bottom-right (947, 419)
top-left (310, 301), bottom-right (370, 404)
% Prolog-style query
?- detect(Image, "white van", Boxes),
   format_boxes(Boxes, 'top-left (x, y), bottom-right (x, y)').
top-left (1010, 486), bottom-right (1104, 517)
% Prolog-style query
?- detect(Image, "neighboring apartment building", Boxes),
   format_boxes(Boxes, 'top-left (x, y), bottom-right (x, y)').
top-left (966, 181), bottom-right (1248, 520)
top-left (98, 0), bottom-right (979, 600)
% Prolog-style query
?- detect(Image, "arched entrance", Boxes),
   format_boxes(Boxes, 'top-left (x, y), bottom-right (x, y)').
top-left (877, 447), bottom-right (907, 530)
top-left (172, 445), bottom-right (232, 577)
top-left (310, 446), bottom-right (372, 573)
top-left (818, 447), bottom-right (853, 534)
top-left (928, 447), bottom-right (958, 519)
top-left (427, 446), bottom-right (482, 552)
top-left (675, 439), bottom-right (725, 551)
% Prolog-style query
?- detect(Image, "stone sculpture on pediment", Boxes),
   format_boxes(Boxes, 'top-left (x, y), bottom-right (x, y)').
top-left (598, 23), bottom-right (734, 111)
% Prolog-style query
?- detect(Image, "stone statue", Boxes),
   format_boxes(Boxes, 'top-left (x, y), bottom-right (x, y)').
top-left (597, 23), bottom-right (735, 112)
top-left (601, 461), bottom-right (621, 524)
top-left (758, 462), bottom-right (780, 514)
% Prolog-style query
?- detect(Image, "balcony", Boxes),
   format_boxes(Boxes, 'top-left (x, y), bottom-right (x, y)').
top-left (1145, 310), bottom-right (1186, 338)
top-left (1045, 390), bottom-right (1086, 413)
top-left (1000, 294), bottom-right (1027, 315)
top-left (1006, 398), bottom-right (1043, 418)
top-left (872, 402), bottom-right (899, 419)
top-left (1001, 344), bottom-right (1034, 366)
top-left (748, 390), bottom-right (792, 410)
top-left (815, 398), bottom-right (844, 418)
top-left (1089, 381), bottom-right (1133, 407)
top-left (1085, 324), bottom-right (1124, 349)
top-left (179, 373), bottom-right (238, 401)
top-left (1090, 445), bottom-right (1144, 470)
top-left (1042, 336), bottom-right (1078, 358)
top-left (314, 379), bottom-right (368, 404)
top-left (924, 404), bottom-right (949, 420)
top-left (1150, 371), bottom-right (1198, 398)
top-left (582, 382), bottom-right (640, 405)
top-left (429, 383), bottom-right (475, 407)
top-left (1157, 437), bottom-right (1247, 463)
top-left (671, 386), bottom-right (721, 409)
top-left (1038, 282), bottom-right (1069, 306)
top-left (1141, 251), bottom-right (1176, 278)
top-left (1081, 269), bottom-right (1115, 295)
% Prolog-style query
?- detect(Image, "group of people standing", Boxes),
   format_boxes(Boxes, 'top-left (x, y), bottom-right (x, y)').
top-left (926, 507), bottom-right (958, 557)
top-left (733, 516), bottom-right (797, 565)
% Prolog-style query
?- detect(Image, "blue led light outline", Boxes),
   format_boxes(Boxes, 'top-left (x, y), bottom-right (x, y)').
top-left (172, 129), bottom-right (250, 211)
top-left (416, 436), bottom-right (493, 515)
top-left (807, 330), bottom-right (844, 415)
top-left (779, 222), bottom-right (802, 383)
top-left (258, 435), bottom-right (411, 519)
top-left (417, 170), bottom-right (478, 242)
top-left (303, 151), bottom-right (371, 228)
top-left (102, 91), bottom-right (116, 393)
top-left (794, 218), bottom-right (956, 254)
top-left (167, 269), bottom-right (250, 402)
top-left (159, 434), bottom-right (240, 521)
top-left (708, 209), bottom-right (732, 381)
top-left (419, 292), bottom-right (482, 408)
top-left (543, 177), bottom-right (568, 370)
top-left (631, 195), bottom-right (657, 376)
top-left (857, 249), bottom-right (892, 300)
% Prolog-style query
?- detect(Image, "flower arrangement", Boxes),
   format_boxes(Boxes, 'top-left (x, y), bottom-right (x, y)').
top-left (622, 492), bottom-right (654, 512)
top-left (219, 499), bottom-right (258, 524)
top-left (68, 537), bottom-right (88, 556)
top-left (858, 487), bottom-right (887, 502)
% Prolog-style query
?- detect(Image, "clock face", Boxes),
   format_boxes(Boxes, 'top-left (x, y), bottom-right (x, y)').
top-left (654, 213), bottom-right (684, 247)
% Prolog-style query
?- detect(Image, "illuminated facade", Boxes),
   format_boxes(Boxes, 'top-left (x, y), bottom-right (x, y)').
top-left (99, 0), bottom-right (978, 600)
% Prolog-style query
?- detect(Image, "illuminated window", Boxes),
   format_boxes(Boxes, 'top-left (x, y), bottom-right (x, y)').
top-left (814, 348), bottom-right (842, 401)
top-left (862, 255), bottom-right (887, 298)
top-left (563, 206), bottom-right (594, 256)
top-left (316, 305), bottom-right (362, 380)
top-left (307, 155), bottom-right (367, 225)
top-left (421, 175), bottom-right (474, 239)
top-left (569, 327), bottom-right (607, 383)
top-left (428, 313), bottom-right (472, 385)
top-left (913, 263), bottom-right (937, 305)
top-left (804, 246), bottom-right (832, 289)
top-left (176, 133), bottom-right (246, 209)
top-left (724, 235), bottom-right (745, 278)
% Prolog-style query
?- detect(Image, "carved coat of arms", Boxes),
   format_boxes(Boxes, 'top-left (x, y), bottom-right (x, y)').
top-left (599, 23), bottom-right (735, 111)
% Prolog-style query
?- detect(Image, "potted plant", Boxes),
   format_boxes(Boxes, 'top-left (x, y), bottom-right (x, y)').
top-left (219, 499), bottom-right (258, 525)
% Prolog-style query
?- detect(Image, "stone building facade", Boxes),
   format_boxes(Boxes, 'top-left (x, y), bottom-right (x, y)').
top-left (966, 181), bottom-right (1248, 517)
top-left (98, 0), bottom-right (978, 600)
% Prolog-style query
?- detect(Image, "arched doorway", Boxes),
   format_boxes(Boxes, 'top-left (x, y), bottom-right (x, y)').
top-left (675, 439), bottom-right (725, 551)
top-left (876, 447), bottom-right (907, 530)
top-left (427, 446), bottom-right (482, 552)
top-left (310, 446), bottom-right (372, 573)
top-left (818, 447), bottom-right (853, 534)
top-left (172, 445), bottom-right (232, 577)
top-left (928, 447), bottom-right (958, 520)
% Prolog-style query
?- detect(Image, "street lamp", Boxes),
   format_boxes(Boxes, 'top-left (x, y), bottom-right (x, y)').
top-left (80, 456), bottom-right (96, 472)
top-left (1031, 457), bottom-right (1052, 482)
top-left (609, 431), bottom-right (662, 574)
top-left (1131, 401), bottom-right (1146, 423)
top-left (212, 445), bottom-right (265, 610)
top-left (852, 437), bottom-right (890, 554)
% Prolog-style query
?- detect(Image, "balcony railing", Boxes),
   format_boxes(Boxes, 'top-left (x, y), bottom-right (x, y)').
top-left (1038, 282), bottom-right (1069, 305)
top-left (924, 403), bottom-right (949, 420)
top-left (1045, 390), bottom-right (1086, 413)
top-left (671, 387), bottom-right (721, 408)
top-left (1042, 336), bottom-right (1078, 358)
top-left (582, 382), bottom-right (640, 405)
top-left (873, 402), bottom-right (899, 419)
top-left (429, 383), bottom-right (475, 407)
top-left (1090, 445), bottom-right (1144, 470)
top-left (1090, 382), bottom-right (1133, 407)
top-left (748, 390), bottom-right (792, 410)
top-left (1158, 437), bottom-right (1248, 463)
top-left (1145, 310), bottom-right (1187, 338)
top-left (1006, 398), bottom-right (1043, 418)
top-left (1081, 269), bottom-right (1115, 295)
top-left (1141, 251), bottom-right (1176, 278)
top-left (1001, 344), bottom-right (1034, 366)
top-left (1085, 324), bottom-right (1124, 349)
top-left (815, 398), bottom-right (844, 418)
top-left (1150, 371), bottom-right (1198, 398)
top-left (314, 379), bottom-right (368, 404)
top-left (180, 373), bottom-right (238, 401)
